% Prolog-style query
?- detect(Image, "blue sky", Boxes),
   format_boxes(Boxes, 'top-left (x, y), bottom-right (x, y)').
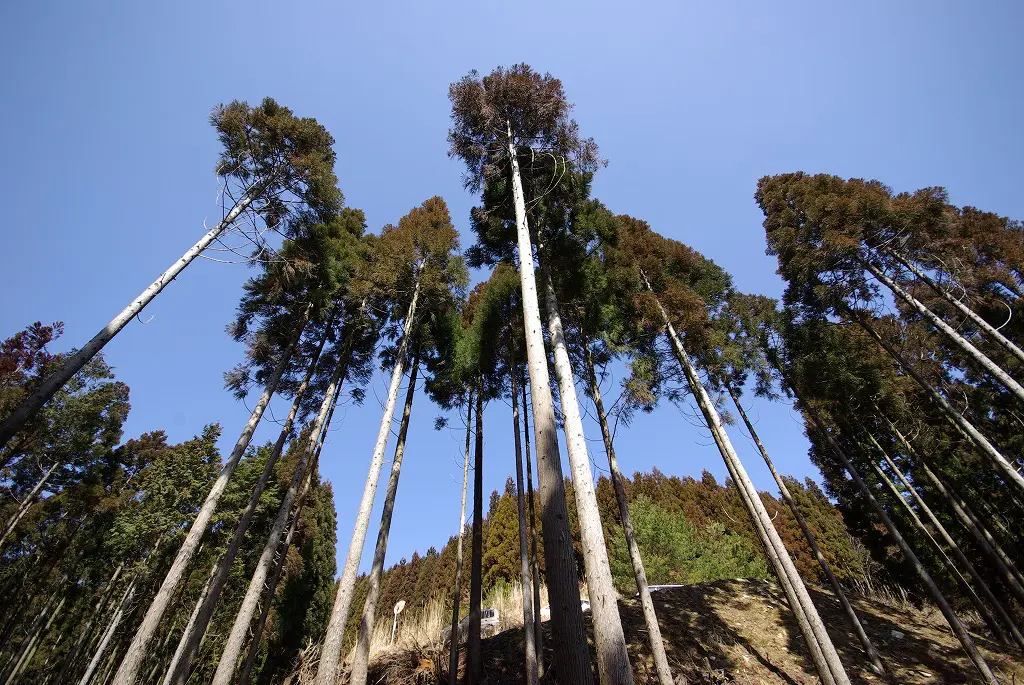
top-left (1, 1), bottom-right (1021, 575)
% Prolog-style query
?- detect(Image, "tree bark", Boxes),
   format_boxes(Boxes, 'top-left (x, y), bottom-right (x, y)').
top-left (162, 313), bottom-right (332, 685)
top-left (0, 180), bottom-right (270, 452)
top-left (799, 401), bottom-right (998, 685)
top-left (314, 277), bottom-right (421, 685)
top-left (80, 579), bottom-right (136, 685)
top-left (861, 257), bottom-right (1024, 403)
top-left (727, 386), bottom-right (885, 675)
top-left (887, 249), bottom-right (1024, 365)
top-left (854, 314), bottom-right (1024, 495)
top-left (467, 386), bottom-right (484, 685)
top-left (110, 302), bottom-right (310, 685)
top-left (542, 263), bottom-right (634, 685)
top-left (647, 275), bottom-right (848, 685)
top-left (211, 347), bottom-right (348, 685)
top-left (0, 462), bottom-right (59, 549)
top-left (1, 591), bottom-right (62, 685)
top-left (55, 564), bottom-right (125, 685)
top-left (4, 595), bottom-right (65, 685)
top-left (507, 121), bottom-right (592, 685)
top-left (447, 391), bottom-right (473, 685)
top-left (867, 434), bottom-right (1024, 650)
top-left (584, 347), bottom-right (673, 685)
top-left (160, 556), bottom-right (220, 685)
top-left (350, 354), bottom-right (420, 685)
top-left (521, 379), bottom-right (544, 678)
top-left (511, 370), bottom-right (539, 685)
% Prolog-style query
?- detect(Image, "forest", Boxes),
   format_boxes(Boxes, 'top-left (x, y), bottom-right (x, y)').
top-left (1, 64), bottom-right (1023, 685)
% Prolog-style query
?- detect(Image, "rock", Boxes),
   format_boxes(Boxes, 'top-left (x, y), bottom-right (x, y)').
top-left (890, 630), bottom-right (905, 640)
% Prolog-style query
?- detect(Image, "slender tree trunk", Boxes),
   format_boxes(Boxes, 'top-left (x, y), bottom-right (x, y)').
top-left (893, 424), bottom-right (1024, 607)
top-left (727, 386), bottom-right (885, 675)
top-left (55, 564), bottom-right (125, 685)
top-left (507, 121), bottom-right (593, 685)
top-left (4, 595), bottom-right (65, 685)
top-left (887, 249), bottom-right (1024, 365)
top-left (867, 434), bottom-right (1024, 650)
top-left (1, 592), bottom-right (62, 685)
top-left (584, 347), bottom-right (673, 685)
top-left (467, 386), bottom-right (484, 685)
top-left (0, 180), bottom-right (271, 452)
top-left (798, 401), bottom-right (999, 685)
top-left (111, 303), bottom-right (311, 685)
top-left (350, 354), bottom-right (420, 685)
top-left (212, 346), bottom-right (349, 685)
top-left (448, 392), bottom-right (472, 685)
top-left (521, 379), bottom-right (544, 678)
top-left (511, 370), bottom-right (539, 685)
top-left (862, 257), bottom-right (1024, 403)
top-left (80, 579), bottom-right (136, 685)
top-left (314, 277), bottom-right (421, 685)
top-left (541, 262), bottom-right (634, 685)
top-left (0, 462), bottom-right (59, 549)
top-left (646, 275), bottom-right (849, 685)
top-left (162, 314), bottom-right (332, 685)
top-left (854, 314), bottom-right (1024, 495)
top-left (160, 556), bottom-right (220, 685)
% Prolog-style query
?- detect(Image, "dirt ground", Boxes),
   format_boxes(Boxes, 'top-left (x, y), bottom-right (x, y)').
top-left (470, 578), bottom-right (1024, 684)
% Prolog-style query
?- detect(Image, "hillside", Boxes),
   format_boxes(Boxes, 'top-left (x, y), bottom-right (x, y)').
top-left (357, 579), bottom-right (1024, 685)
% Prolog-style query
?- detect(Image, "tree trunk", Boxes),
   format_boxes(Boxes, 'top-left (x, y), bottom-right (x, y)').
top-left (0, 180), bottom-right (270, 453)
top-left (160, 556), bottom-right (220, 685)
top-left (80, 579), bottom-right (136, 685)
top-left (867, 434), bottom-right (1024, 650)
top-left (1, 592), bottom-right (62, 685)
top-left (861, 257), bottom-right (1024, 403)
top-left (350, 354), bottom-right (420, 685)
top-left (4, 595), bottom-right (65, 685)
top-left (799, 402), bottom-right (998, 685)
top-left (584, 347), bottom-right (673, 685)
top-left (541, 262), bottom-right (634, 685)
top-left (55, 564), bottom-right (125, 685)
top-left (110, 302), bottom-right (310, 685)
top-left (467, 386), bottom-right (484, 685)
top-left (211, 346), bottom-right (349, 685)
top-left (521, 379), bottom-right (544, 678)
top-left (511, 370), bottom-right (539, 685)
top-left (447, 392), bottom-right (473, 685)
top-left (162, 315), bottom-right (332, 685)
top-left (646, 275), bottom-right (849, 685)
top-left (854, 314), bottom-right (1024, 495)
top-left (893, 424), bottom-right (1024, 606)
top-left (314, 277), bottom-right (421, 685)
top-left (507, 120), bottom-right (593, 685)
top-left (727, 386), bottom-right (885, 675)
top-left (0, 462), bottom-right (59, 549)
top-left (887, 249), bottom-right (1024, 365)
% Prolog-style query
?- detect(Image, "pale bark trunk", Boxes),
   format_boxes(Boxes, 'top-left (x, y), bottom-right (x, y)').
top-left (646, 276), bottom-right (847, 685)
top-left (727, 386), bottom-right (885, 675)
top-left (0, 180), bottom-right (270, 452)
top-left (350, 354), bottom-right (420, 685)
top-left (868, 435), bottom-right (1024, 649)
top-left (56, 564), bottom-right (125, 685)
top-left (854, 315), bottom-right (1024, 495)
top-left (212, 347), bottom-right (349, 685)
top-left (313, 277), bottom-right (421, 685)
top-left (521, 380), bottom-right (544, 678)
top-left (0, 462), bottom-right (59, 548)
top-left (2, 592), bottom-right (62, 685)
top-left (160, 556), bottom-right (220, 685)
top-left (447, 391), bottom-right (472, 685)
top-left (4, 595), bottom-right (65, 685)
top-left (542, 263), bottom-right (634, 685)
top-left (799, 402), bottom-right (998, 684)
top-left (163, 315), bottom-right (332, 685)
top-left (584, 347), bottom-right (673, 685)
top-left (80, 579), bottom-right (136, 685)
top-left (507, 121), bottom-right (593, 685)
top-left (510, 370), bottom-right (539, 685)
top-left (894, 424), bottom-right (1024, 606)
top-left (467, 387), bottom-right (484, 685)
top-left (887, 250), bottom-right (1024, 365)
top-left (110, 303), bottom-right (310, 685)
top-left (862, 257), bottom-right (1024, 403)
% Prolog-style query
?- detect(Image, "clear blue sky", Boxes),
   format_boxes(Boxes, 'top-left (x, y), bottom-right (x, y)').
top-left (2, 1), bottom-right (1021, 575)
